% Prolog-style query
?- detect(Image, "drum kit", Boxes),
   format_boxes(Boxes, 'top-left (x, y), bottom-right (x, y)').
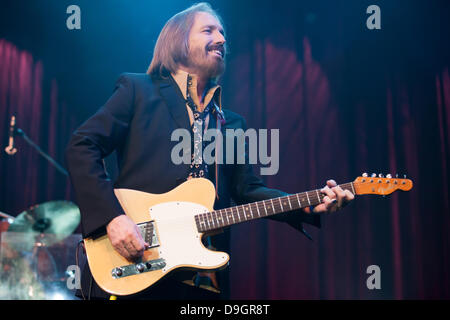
top-left (0, 201), bottom-right (82, 300)
top-left (0, 200), bottom-right (81, 247)
top-left (0, 116), bottom-right (82, 299)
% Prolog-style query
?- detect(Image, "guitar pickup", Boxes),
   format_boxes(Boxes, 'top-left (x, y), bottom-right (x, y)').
top-left (137, 221), bottom-right (159, 248)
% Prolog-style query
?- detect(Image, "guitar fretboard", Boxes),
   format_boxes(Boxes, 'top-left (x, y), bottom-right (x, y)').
top-left (194, 182), bottom-right (355, 233)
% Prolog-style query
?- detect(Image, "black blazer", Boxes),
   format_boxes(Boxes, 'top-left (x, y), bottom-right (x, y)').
top-left (65, 73), bottom-right (320, 239)
top-left (65, 73), bottom-right (321, 298)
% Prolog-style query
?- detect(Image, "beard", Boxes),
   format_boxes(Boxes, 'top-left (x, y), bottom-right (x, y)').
top-left (186, 43), bottom-right (226, 79)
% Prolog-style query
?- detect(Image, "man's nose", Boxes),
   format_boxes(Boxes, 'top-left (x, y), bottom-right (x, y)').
top-left (214, 30), bottom-right (226, 45)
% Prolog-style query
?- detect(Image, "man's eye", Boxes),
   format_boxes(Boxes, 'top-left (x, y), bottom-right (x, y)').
top-left (203, 29), bottom-right (211, 34)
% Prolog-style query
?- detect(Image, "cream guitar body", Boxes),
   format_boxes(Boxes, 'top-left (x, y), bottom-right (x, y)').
top-left (83, 175), bottom-right (413, 296)
top-left (83, 178), bottom-right (229, 296)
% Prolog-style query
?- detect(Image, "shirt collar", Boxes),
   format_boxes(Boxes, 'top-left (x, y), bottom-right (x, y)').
top-left (171, 70), bottom-right (221, 111)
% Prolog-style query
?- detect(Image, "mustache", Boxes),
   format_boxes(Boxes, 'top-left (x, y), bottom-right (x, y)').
top-left (206, 43), bottom-right (226, 55)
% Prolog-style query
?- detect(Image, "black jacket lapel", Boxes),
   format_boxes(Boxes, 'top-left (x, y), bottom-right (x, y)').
top-left (158, 76), bottom-right (190, 131)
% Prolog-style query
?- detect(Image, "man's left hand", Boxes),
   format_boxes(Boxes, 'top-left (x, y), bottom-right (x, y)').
top-left (307, 179), bottom-right (354, 214)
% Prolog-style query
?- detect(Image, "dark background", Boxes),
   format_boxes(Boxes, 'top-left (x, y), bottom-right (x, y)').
top-left (1, 0), bottom-right (449, 299)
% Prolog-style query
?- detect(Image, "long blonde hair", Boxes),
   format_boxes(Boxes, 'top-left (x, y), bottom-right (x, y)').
top-left (147, 2), bottom-right (225, 78)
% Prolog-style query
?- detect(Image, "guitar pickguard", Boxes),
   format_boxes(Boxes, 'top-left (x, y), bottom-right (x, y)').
top-left (148, 201), bottom-right (228, 273)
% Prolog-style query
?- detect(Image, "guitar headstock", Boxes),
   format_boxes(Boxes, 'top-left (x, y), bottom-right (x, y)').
top-left (353, 173), bottom-right (413, 196)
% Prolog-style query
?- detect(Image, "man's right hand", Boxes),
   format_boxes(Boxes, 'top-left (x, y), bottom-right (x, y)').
top-left (106, 215), bottom-right (149, 261)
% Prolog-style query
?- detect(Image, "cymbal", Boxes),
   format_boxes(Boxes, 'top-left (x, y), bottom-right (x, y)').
top-left (8, 201), bottom-right (80, 236)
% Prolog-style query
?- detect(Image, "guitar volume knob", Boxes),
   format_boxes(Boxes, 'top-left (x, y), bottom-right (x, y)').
top-left (136, 263), bottom-right (145, 273)
top-left (112, 267), bottom-right (123, 277)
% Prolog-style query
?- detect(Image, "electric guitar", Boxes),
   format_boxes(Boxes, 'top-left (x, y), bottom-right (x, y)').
top-left (84, 174), bottom-right (413, 296)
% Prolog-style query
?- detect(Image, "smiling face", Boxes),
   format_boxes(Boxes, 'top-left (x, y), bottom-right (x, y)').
top-left (186, 12), bottom-right (226, 80)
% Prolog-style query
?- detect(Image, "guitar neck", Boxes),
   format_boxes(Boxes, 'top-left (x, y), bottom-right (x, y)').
top-left (195, 182), bottom-right (356, 233)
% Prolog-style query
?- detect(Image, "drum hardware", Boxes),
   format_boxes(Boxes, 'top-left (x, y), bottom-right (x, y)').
top-left (1, 116), bottom-right (81, 299)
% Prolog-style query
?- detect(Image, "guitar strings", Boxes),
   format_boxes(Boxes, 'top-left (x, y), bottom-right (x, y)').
top-left (195, 180), bottom-right (410, 230)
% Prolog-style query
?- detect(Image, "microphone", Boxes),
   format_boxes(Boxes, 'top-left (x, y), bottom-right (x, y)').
top-left (4, 115), bottom-right (17, 155)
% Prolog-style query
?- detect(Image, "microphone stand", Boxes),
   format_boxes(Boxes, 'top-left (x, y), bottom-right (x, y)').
top-left (12, 127), bottom-right (68, 177)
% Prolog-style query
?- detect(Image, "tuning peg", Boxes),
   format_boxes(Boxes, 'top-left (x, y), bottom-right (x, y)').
top-left (378, 173), bottom-right (384, 178)
top-left (404, 174), bottom-right (407, 178)
top-left (371, 173), bottom-right (376, 177)
top-left (362, 172), bottom-right (368, 177)
top-left (396, 174), bottom-right (399, 178)
top-left (386, 174), bottom-right (392, 178)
